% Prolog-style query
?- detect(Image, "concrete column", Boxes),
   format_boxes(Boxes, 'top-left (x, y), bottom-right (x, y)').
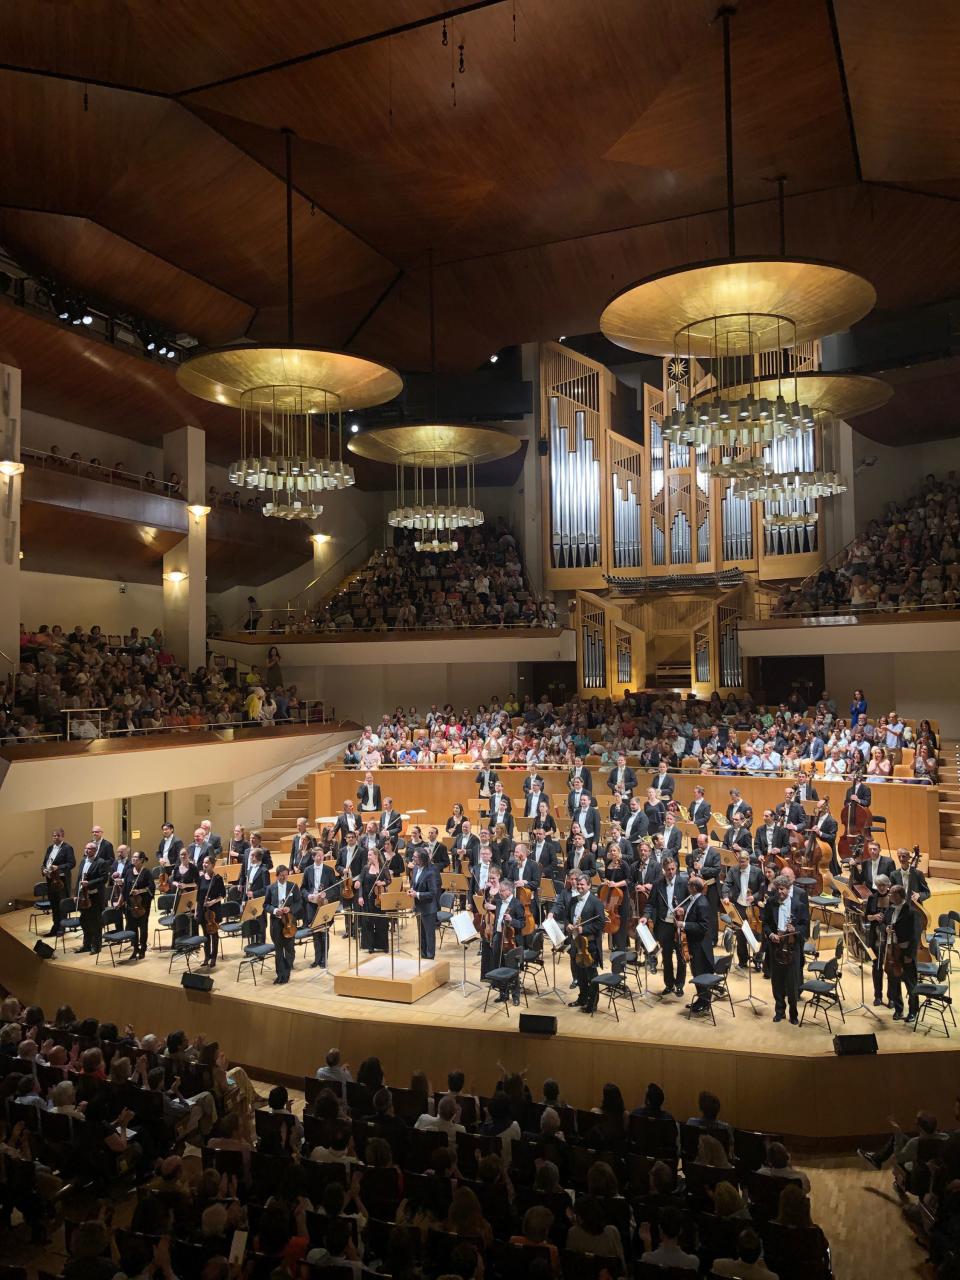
top-left (162, 425), bottom-right (207, 670)
top-left (0, 358), bottom-right (22, 680)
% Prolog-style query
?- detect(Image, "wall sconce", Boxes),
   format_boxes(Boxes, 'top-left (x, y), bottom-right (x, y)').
top-left (163, 569), bottom-right (188, 584)
top-left (0, 459), bottom-right (24, 478)
top-left (311, 532), bottom-right (332, 546)
top-left (187, 503), bottom-right (211, 526)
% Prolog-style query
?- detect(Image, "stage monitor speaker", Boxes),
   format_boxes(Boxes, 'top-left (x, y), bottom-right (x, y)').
top-left (518, 1013), bottom-right (557, 1036)
top-left (181, 972), bottom-right (214, 993)
top-left (833, 1033), bottom-right (878, 1056)
top-left (537, 437), bottom-right (549, 456)
top-left (33, 940), bottom-right (55, 960)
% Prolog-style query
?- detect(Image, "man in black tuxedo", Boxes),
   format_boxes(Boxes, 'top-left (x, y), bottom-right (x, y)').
top-left (425, 828), bottom-right (450, 870)
top-left (762, 873), bottom-right (810, 1023)
top-left (522, 767), bottom-right (545, 794)
top-left (333, 800), bottom-right (361, 843)
top-left (725, 789), bottom-right (753, 828)
top-left (794, 773), bottom-right (819, 804)
top-left (688, 834), bottom-right (722, 942)
top-left (490, 879), bottom-right (526, 1002)
top-left (200, 822), bottom-right (223, 858)
top-left (356, 772), bottom-right (382, 813)
top-left (852, 839), bottom-right (896, 891)
top-left (565, 873), bottom-right (605, 1013)
top-left (301, 848), bottom-right (339, 969)
top-left (565, 832), bottom-right (597, 878)
top-left (528, 827), bottom-right (560, 879)
top-left (108, 845), bottom-right (135, 907)
top-left (523, 782), bottom-right (547, 821)
top-left (90, 825), bottom-right (114, 864)
top-left (651, 767), bottom-right (675, 799)
top-left (475, 764), bottom-right (499, 798)
top-left (688, 786), bottom-right (712, 838)
top-left (885, 884), bottom-right (921, 1022)
top-left (721, 852), bottom-right (766, 967)
top-left (566, 777), bottom-right (591, 818)
top-left (487, 783), bottom-right (514, 832)
top-left (452, 820), bottom-right (481, 868)
top-left (74, 842), bottom-right (109, 954)
top-left (607, 753), bottom-right (638, 797)
top-left (378, 797), bottom-right (402, 842)
top-left (723, 813), bottom-right (754, 859)
top-left (506, 843), bottom-right (542, 922)
top-left (264, 865), bottom-right (302, 984)
top-left (567, 756), bottom-right (592, 795)
top-left (753, 810), bottom-right (787, 862)
top-left (640, 856), bottom-right (689, 996)
top-left (408, 849), bottom-right (440, 960)
top-left (661, 813), bottom-right (683, 860)
top-left (776, 787), bottom-right (807, 832)
top-left (239, 846), bottom-right (271, 945)
top-left (571, 795), bottom-right (601, 850)
top-left (807, 798), bottom-right (840, 872)
top-left (289, 818), bottom-right (316, 866)
top-left (674, 875), bottom-right (715, 1014)
top-left (622, 798), bottom-right (649, 849)
top-left (605, 822), bottom-right (633, 863)
top-left (247, 832), bottom-right (273, 870)
top-left (890, 847), bottom-right (931, 905)
top-left (844, 776), bottom-right (873, 812)
top-left (156, 822), bottom-right (183, 866)
top-left (40, 827), bottom-right (75, 935)
top-left (186, 828), bottom-right (211, 870)
top-left (338, 832), bottom-right (365, 939)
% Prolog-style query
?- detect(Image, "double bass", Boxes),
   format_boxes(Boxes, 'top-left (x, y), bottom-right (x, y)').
top-left (838, 772), bottom-right (872, 861)
top-left (515, 884), bottom-right (537, 937)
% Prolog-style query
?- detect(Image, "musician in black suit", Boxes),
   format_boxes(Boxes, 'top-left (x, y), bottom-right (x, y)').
top-left (776, 787), bottom-right (807, 832)
top-left (844, 776), bottom-right (873, 811)
top-left (378, 798), bottom-right (402, 842)
top-left (721, 852), bottom-right (766, 967)
top-left (522, 768), bottom-right (546, 794)
top-left (228, 826), bottom-right (250, 864)
top-left (607, 754), bottom-right (638, 797)
top-left (186, 828), bottom-right (211, 870)
top-left (890, 847), bottom-right (931, 905)
top-left (241, 848), bottom-right (271, 945)
top-left (528, 827), bottom-right (561, 879)
top-left (794, 774), bottom-right (819, 804)
top-left (156, 823), bottom-right (183, 866)
top-left (640, 857), bottom-right (689, 996)
top-left (333, 801), bottom-right (362, 843)
top-left (622, 799), bottom-right (649, 848)
top-left (605, 822), bottom-right (633, 863)
top-left (506, 844), bottom-right (542, 922)
top-left (609, 790), bottom-right (631, 827)
top-left (762, 873), bottom-right (810, 1023)
top-left (356, 773), bottom-right (382, 813)
top-left (75, 842), bottom-right (109, 954)
top-left (852, 839), bottom-right (896, 891)
top-left (566, 778), bottom-right (592, 818)
top-left (408, 849), bottom-right (440, 960)
top-left (451, 821), bottom-right (481, 869)
top-left (40, 828), bottom-right (75, 935)
top-left (108, 846), bottom-right (136, 909)
top-left (651, 768), bottom-right (675, 799)
top-left (688, 834), bottom-right (723, 942)
top-left (301, 848), bottom-right (339, 968)
top-left (567, 757), bottom-right (592, 795)
top-left (490, 879), bottom-right (526, 1001)
top-left (565, 873), bottom-right (605, 1012)
top-left (807, 798), bottom-right (840, 873)
top-left (660, 814), bottom-right (683, 860)
top-left (200, 822), bottom-right (223, 858)
top-left (725, 789), bottom-right (753, 828)
top-left (487, 784), bottom-right (514, 833)
top-left (572, 795), bottom-right (601, 850)
top-left (723, 815), bottom-right (754, 859)
top-left (475, 765), bottom-right (499, 798)
top-left (264, 865), bottom-right (302, 984)
top-left (289, 819), bottom-right (316, 866)
top-left (338, 832), bottom-right (365, 939)
top-left (357, 848), bottom-right (391, 953)
top-left (246, 832), bottom-right (273, 871)
top-left (425, 828), bottom-right (450, 870)
top-left (565, 832), bottom-right (597, 878)
top-left (90, 827), bottom-right (114, 864)
top-left (885, 884), bottom-right (921, 1022)
top-left (688, 786), bottom-right (712, 837)
top-left (196, 855), bottom-right (226, 968)
top-left (673, 876), bottom-right (715, 1014)
top-left (753, 811), bottom-right (788, 862)
top-left (125, 851), bottom-right (154, 959)
top-left (864, 875), bottom-right (894, 1006)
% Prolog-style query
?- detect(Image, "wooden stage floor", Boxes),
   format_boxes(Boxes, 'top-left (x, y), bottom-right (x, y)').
top-left (3, 892), bottom-right (958, 1141)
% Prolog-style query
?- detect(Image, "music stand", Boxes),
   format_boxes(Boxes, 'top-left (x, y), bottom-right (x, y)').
top-left (721, 913), bottom-right (765, 1015)
top-left (539, 915), bottom-right (571, 1005)
top-left (174, 887), bottom-right (197, 917)
top-left (842, 905), bottom-right (881, 1019)
top-left (307, 902), bottom-right (339, 975)
top-left (451, 911), bottom-right (482, 996)
top-left (379, 888), bottom-right (412, 958)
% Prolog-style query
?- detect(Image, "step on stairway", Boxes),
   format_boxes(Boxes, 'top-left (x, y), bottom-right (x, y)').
top-left (932, 740), bottom-right (960, 879)
top-left (257, 781), bottom-right (312, 853)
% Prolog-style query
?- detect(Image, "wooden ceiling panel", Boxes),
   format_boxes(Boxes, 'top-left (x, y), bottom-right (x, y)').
top-left (833, 0), bottom-right (960, 186)
top-left (0, 210), bottom-right (253, 346)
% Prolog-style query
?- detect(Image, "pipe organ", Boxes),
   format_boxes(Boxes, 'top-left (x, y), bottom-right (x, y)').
top-left (762, 428), bottom-right (818, 556)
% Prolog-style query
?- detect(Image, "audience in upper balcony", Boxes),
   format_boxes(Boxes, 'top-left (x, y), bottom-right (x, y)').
top-left (773, 472), bottom-right (960, 616)
top-left (287, 520), bottom-right (557, 634)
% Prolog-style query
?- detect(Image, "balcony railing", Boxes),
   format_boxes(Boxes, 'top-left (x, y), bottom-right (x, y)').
top-left (750, 598), bottom-right (960, 624)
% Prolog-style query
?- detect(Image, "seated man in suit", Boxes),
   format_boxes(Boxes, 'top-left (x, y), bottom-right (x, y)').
top-left (264, 864), bottom-right (302, 984)
top-left (607, 753), bottom-right (638, 798)
top-left (674, 874), bottom-right (715, 1015)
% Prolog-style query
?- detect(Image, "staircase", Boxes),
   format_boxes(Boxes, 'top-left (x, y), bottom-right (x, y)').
top-left (933, 739), bottom-right (960, 881)
top-left (258, 777), bottom-right (312, 859)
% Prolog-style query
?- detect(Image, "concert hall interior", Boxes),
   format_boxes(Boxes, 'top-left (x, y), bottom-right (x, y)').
top-left (3, 3), bottom-right (960, 1278)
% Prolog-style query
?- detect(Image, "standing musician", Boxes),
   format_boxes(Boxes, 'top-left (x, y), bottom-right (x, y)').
top-left (487, 781), bottom-right (513, 829)
top-left (721, 852), bottom-right (766, 969)
top-left (723, 812), bottom-right (754, 858)
top-left (339, 831), bottom-right (365, 940)
top-left (566, 776), bottom-right (591, 818)
top-left (606, 821), bottom-right (633, 863)
top-left (109, 846), bottom-right (135, 907)
top-left (41, 827), bottom-right (75, 936)
top-left (808, 798), bottom-right (839, 873)
top-left (522, 765), bottom-right (546, 795)
top-left (651, 765), bottom-right (675, 799)
top-left (196, 855), bottom-right (226, 969)
top-left (572, 793), bottom-right (601, 851)
top-left (661, 811), bottom-right (683, 860)
top-left (264, 864), bottom-right (301, 985)
top-left (171, 848), bottom-right (199, 890)
top-left (247, 831), bottom-right (273, 870)
top-left (673, 875), bottom-right (715, 1014)
top-left (689, 786), bottom-right (712, 839)
top-left (762, 873), bottom-right (810, 1024)
top-left (529, 825), bottom-right (561, 878)
top-left (609, 786), bottom-right (631, 827)
top-left (852, 839), bottom-right (895, 891)
top-left (884, 884), bottom-right (921, 1023)
top-left (357, 772), bottom-right (382, 813)
top-left (865, 873), bottom-right (895, 1008)
top-left (534, 800), bottom-right (558, 836)
top-left (565, 872), bottom-right (605, 1013)
top-left (382, 837), bottom-right (405, 878)
top-left (424, 826), bottom-right (450, 870)
top-left (490, 878), bottom-right (525, 1000)
top-left (378, 797), bottom-right (402, 842)
top-left (446, 803), bottom-right (467, 839)
top-left (333, 799), bottom-right (361, 843)
top-left (640, 856), bottom-right (689, 997)
top-left (568, 755), bottom-right (592, 794)
top-left (607, 752), bottom-right (638, 797)
top-left (688, 833), bottom-right (722, 942)
top-left (565, 829), bottom-right (597, 878)
top-left (156, 822), bottom-right (183, 866)
top-left (240, 846), bottom-right (270, 945)
top-left (75, 842), bottom-right (109, 955)
top-left (473, 845), bottom-right (499, 897)
top-left (726, 789), bottom-right (753, 828)
top-left (634, 840), bottom-right (663, 891)
top-left (125, 851), bottom-right (154, 960)
top-left (187, 828), bottom-right (210, 869)
top-left (794, 772), bottom-right (819, 804)
top-left (754, 810), bottom-right (787, 862)
top-left (643, 786), bottom-right (666, 836)
top-left (452, 820), bottom-right (481, 868)
top-left (490, 823), bottom-right (513, 866)
top-left (357, 846), bottom-right (391, 953)
top-left (475, 763), bottom-right (499, 799)
top-left (302, 847), bottom-right (339, 969)
top-left (507, 842), bottom-right (542, 924)
top-left (229, 825), bottom-right (250, 864)
top-left (408, 848), bottom-right (440, 961)
top-left (289, 818), bottom-right (315, 865)
top-left (477, 868), bottom-right (503, 979)
top-left (523, 782), bottom-right (547, 821)
top-left (844, 771), bottom-right (873, 813)
top-left (891, 847), bottom-right (931, 904)
top-left (776, 787), bottom-right (808, 832)
top-left (623, 797), bottom-right (650, 848)
top-left (601, 842), bottom-right (634, 951)
top-left (90, 825), bottom-right (115, 864)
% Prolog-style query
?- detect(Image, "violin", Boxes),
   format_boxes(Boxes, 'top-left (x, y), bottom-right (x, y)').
top-left (43, 864), bottom-right (64, 892)
top-left (673, 900), bottom-right (692, 964)
top-left (78, 880), bottom-right (92, 910)
top-left (281, 907), bottom-right (297, 939)
top-left (157, 868), bottom-right (172, 893)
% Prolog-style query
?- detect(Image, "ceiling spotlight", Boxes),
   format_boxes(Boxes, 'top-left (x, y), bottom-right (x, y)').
top-left (489, 353), bottom-right (499, 363)
top-left (158, 345), bottom-right (168, 356)
top-left (146, 340), bottom-right (156, 351)
top-left (349, 422), bottom-right (360, 433)
top-left (166, 349), bottom-right (176, 359)
top-left (81, 313), bottom-right (93, 325)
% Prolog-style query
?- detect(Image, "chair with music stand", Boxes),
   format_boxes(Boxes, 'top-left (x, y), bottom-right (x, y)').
top-left (800, 956), bottom-right (844, 1033)
top-left (518, 930), bottom-right (547, 997)
top-left (687, 954), bottom-right (734, 1026)
top-left (435, 890), bottom-right (459, 947)
top-left (807, 936), bottom-right (845, 1000)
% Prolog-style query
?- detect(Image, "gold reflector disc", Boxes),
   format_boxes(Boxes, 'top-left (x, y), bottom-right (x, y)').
top-left (176, 345), bottom-right (403, 410)
top-left (693, 372), bottom-right (892, 419)
top-left (348, 424), bottom-right (521, 467)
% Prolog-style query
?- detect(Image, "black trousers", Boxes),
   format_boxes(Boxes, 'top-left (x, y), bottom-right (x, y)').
top-left (270, 920), bottom-right (295, 979)
top-left (306, 909), bottom-right (330, 965)
top-left (48, 885), bottom-right (66, 932)
top-left (417, 910), bottom-right (437, 960)
top-left (655, 925), bottom-right (686, 989)
top-left (80, 903), bottom-right (102, 952)
top-left (202, 918), bottom-right (220, 962)
top-left (575, 959), bottom-right (599, 1008)
top-left (361, 907), bottom-right (388, 952)
top-left (889, 959), bottom-right (919, 1018)
top-left (771, 954), bottom-right (802, 1016)
top-left (126, 905), bottom-right (150, 956)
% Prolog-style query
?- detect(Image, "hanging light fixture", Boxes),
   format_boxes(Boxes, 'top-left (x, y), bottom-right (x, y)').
top-left (177, 129), bottom-right (401, 519)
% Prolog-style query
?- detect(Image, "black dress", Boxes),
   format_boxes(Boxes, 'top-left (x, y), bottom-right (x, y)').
top-left (359, 866), bottom-right (391, 952)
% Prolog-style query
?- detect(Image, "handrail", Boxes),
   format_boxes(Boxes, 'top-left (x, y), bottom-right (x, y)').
top-left (22, 446), bottom-right (180, 497)
top-left (334, 760), bottom-right (934, 785)
top-left (219, 619), bottom-right (564, 639)
top-left (288, 529), bottom-right (379, 610)
top-left (756, 598), bottom-right (960, 622)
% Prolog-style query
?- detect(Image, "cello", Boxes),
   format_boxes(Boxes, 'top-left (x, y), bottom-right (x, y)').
top-left (516, 884), bottom-right (537, 937)
top-left (838, 770), bottom-right (872, 861)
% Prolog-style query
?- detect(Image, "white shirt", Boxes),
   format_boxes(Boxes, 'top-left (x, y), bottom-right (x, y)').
top-left (495, 899), bottom-right (510, 931)
top-left (477, 862), bottom-right (491, 888)
top-left (278, 882), bottom-right (288, 907)
top-left (527, 791), bottom-right (542, 815)
top-left (625, 811), bottom-right (640, 833)
top-left (777, 898), bottom-right (791, 931)
top-left (80, 856), bottom-right (94, 879)
top-left (161, 835), bottom-right (175, 858)
top-left (573, 892), bottom-right (589, 923)
top-left (737, 868), bottom-right (751, 905)
top-left (665, 878), bottom-right (676, 912)
top-left (361, 785), bottom-right (376, 810)
top-left (533, 843), bottom-right (545, 862)
top-left (515, 860), bottom-right (528, 884)
top-left (45, 843), bottom-right (62, 869)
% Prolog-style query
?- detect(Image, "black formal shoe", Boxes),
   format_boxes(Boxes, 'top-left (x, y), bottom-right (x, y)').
top-left (789, 1014), bottom-right (799, 1025)
top-left (310, 961), bottom-right (322, 969)
top-left (737, 963), bottom-right (747, 971)
top-left (773, 1012), bottom-right (785, 1022)
top-left (903, 1013), bottom-right (918, 1025)
top-left (208, 962), bottom-right (216, 970)
top-left (674, 985), bottom-right (685, 997)
top-left (45, 928), bottom-right (58, 937)
top-left (568, 998), bottom-right (584, 1007)
top-left (278, 976), bottom-right (289, 984)
top-left (495, 993), bottom-right (509, 1003)
top-left (858, 1148), bottom-right (882, 1171)
top-left (74, 946), bottom-right (90, 954)
top-left (511, 992), bottom-right (520, 1006)
top-left (873, 998), bottom-right (884, 1007)
top-left (660, 984), bottom-right (676, 996)
top-left (273, 977), bottom-right (281, 984)
top-left (689, 1004), bottom-right (709, 1016)
top-left (569, 979), bottom-right (579, 989)
top-left (892, 1010), bottom-right (903, 1021)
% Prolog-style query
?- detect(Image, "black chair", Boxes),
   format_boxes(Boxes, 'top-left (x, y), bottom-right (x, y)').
top-left (800, 956), bottom-right (844, 1033)
top-left (52, 897), bottom-right (82, 951)
top-left (733, 1127), bottom-right (779, 1173)
top-left (683, 1161), bottom-right (740, 1209)
top-left (680, 1122), bottom-right (733, 1161)
top-left (29, 882), bottom-right (51, 935)
top-left (688, 953), bottom-right (735, 1025)
top-left (519, 932), bottom-right (547, 997)
top-left (483, 956), bottom-right (526, 1017)
top-left (237, 941), bottom-right (275, 984)
top-left (435, 890), bottom-right (458, 945)
top-left (216, 900), bottom-right (243, 955)
top-left (917, 933), bottom-right (942, 982)
top-left (808, 889), bottom-right (841, 926)
top-left (610, 948), bottom-right (644, 993)
top-left (152, 892), bottom-right (179, 950)
top-left (807, 936), bottom-right (845, 1000)
top-left (591, 969), bottom-right (636, 1021)
top-left (97, 906), bottom-right (137, 967)
top-left (627, 1113), bottom-right (680, 1160)
top-left (167, 926), bottom-right (204, 973)
top-left (914, 956), bottom-right (955, 1037)
top-left (489, 1239), bottom-right (553, 1280)
top-left (744, 1169), bottom-right (804, 1220)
